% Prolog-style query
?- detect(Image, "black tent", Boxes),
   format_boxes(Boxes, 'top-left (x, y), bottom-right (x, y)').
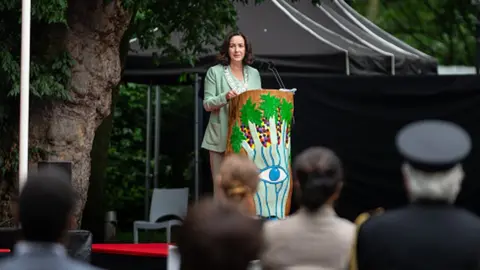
top-left (282, 0), bottom-right (438, 75)
top-left (124, 0), bottom-right (426, 83)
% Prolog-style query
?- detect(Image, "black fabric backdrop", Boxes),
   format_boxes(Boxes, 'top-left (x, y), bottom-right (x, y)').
top-left (289, 75), bottom-right (480, 220)
top-left (200, 75), bottom-right (480, 221)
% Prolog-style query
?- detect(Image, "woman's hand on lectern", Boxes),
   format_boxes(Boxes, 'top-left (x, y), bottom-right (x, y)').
top-left (226, 90), bottom-right (238, 100)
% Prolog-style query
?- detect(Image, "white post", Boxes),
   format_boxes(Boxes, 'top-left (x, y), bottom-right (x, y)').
top-left (19, 0), bottom-right (32, 192)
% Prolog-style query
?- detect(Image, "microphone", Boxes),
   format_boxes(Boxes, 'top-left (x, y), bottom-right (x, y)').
top-left (267, 61), bottom-right (286, 89)
top-left (266, 61), bottom-right (295, 125)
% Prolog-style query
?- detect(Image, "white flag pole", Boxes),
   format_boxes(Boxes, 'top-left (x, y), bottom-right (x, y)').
top-left (19, 0), bottom-right (31, 192)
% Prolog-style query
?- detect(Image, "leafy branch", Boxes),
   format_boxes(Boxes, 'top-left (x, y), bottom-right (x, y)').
top-left (260, 93), bottom-right (280, 120)
top-left (230, 123), bottom-right (244, 153)
top-left (280, 98), bottom-right (293, 124)
top-left (240, 98), bottom-right (262, 126)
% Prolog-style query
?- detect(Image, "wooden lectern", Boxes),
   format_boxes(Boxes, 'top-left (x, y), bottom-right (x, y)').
top-left (226, 89), bottom-right (294, 219)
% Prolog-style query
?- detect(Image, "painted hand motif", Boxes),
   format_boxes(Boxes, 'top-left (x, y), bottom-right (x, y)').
top-left (230, 93), bottom-right (293, 218)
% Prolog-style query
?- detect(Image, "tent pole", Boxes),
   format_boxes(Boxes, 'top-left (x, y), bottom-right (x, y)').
top-left (19, 0), bottom-right (32, 192)
top-left (144, 85), bottom-right (153, 220)
top-left (154, 86), bottom-right (161, 189)
top-left (194, 74), bottom-right (201, 201)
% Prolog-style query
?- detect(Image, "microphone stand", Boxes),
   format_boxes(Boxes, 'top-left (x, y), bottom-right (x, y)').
top-left (267, 61), bottom-right (286, 89)
top-left (266, 61), bottom-right (294, 124)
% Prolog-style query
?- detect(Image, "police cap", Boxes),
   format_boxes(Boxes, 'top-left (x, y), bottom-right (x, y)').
top-left (396, 120), bottom-right (471, 172)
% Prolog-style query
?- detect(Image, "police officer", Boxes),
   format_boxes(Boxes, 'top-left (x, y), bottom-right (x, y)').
top-left (350, 120), bottom-right (480, 270)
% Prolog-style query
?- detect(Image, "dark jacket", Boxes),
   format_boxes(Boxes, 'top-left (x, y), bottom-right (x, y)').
top-left (352, 202), bottom-right (480, 270)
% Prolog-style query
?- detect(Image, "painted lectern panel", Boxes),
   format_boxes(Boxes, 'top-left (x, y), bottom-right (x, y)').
top-left (226, 89), bottom-right (294, 219)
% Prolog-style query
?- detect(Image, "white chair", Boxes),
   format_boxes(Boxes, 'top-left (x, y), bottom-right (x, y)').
top-left (133, 188), bottom-right (189, 243)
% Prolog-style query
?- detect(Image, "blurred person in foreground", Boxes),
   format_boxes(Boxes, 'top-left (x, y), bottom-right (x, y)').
top-left (0, 168), bottom-right (103, 270)
top-left (215, 154), bottom-right (259, 216)
top-left (350, 120), bottom-right (480, 270)
top-left (262, 147), bottom-right (355, 270)
top-left (177, 198), bottom-right (263, 270)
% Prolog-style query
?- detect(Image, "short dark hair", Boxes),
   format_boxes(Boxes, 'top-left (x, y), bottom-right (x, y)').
top-left (294, 147), bottom-right (344, 212)
top-left (18, 168), bottom-right (76, 242)
top-left (217, 31), bottom-right (254, 66)
top-left (177, 199), bottom-right (262, 270)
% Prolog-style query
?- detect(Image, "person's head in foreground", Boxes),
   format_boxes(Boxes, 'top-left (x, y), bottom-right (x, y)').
top-left (15, 167), bottom-right (77, 243)
top-left (294, 147), bottom-right (344, 213)
top-left (215, 154), bottom-right (259, 213)
top-left (177, 199), bottom-right (262, 270)
top-left (217, 31), bottom-right (254, 66)
top-left (396, 120), bottom-right (471, 204)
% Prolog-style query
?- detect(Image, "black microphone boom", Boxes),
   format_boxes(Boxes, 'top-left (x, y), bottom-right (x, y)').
top-left (267, 61), bottom-right (286, 89)
top-left (266, 61), bottom-right (295, 124)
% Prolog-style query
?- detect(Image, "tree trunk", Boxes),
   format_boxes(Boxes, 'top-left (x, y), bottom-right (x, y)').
top-left (81, 104), bottom-right (115, 242)
top-left (81, 19), bottom-right (133, 240)
top-left (29, 0), bottom-right (132, 225)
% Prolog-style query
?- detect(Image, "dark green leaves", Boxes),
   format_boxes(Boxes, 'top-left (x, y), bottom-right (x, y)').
top-left (0, 0), bottom-right (71, 103)
top-left (31, 0), bottom-right (68, 24)
top-left (129, 0), bottom-right (237, 65)
top-left (6, 51), bottom-right (73, 100)
top-left (353, 0), bottom-right (475, 65)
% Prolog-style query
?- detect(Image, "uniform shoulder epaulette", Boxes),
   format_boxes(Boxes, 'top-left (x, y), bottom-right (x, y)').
top-left (354, 207), bottom-right (384, 225)
top-left (349, 208), bottom-right (385, 270)
top-left (354, 212), bottom-right (371, 226)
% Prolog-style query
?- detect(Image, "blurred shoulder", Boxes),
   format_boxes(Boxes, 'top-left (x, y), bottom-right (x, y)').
top-left (0, 257), bottom-right (17, 269)
top-left (356, 207), bottom-right (397, 233)
top-left (0, 255), bottom-right (104, 270)
top-left (263, 215), bottom-right (299, 236)
top-left (263, 218), bottom-right (283, 234)
top-left (262, 218), bottom-right (290, 245)
top-left (67, 258), bottom-right (105, 270)
top-left (247, 65), bottom-right (260, 75)
top-left (333, 215), bottom-right (356, 230)
top-left (207, 64), bottom-right (225, 74)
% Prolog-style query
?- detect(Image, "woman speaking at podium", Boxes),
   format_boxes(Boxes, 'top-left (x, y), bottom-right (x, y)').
top-left (201, 32), bottom-right (262, 198)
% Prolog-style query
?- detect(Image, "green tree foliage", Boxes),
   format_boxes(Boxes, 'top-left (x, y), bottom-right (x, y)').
top-left (353, 0), bottom-right (476, 65)
top-left (0, 1), bottom-right (72, 99)
top-left (0, 1), bottom-right (73, 138)
top-left (105, 83), bottom-right (148, 217)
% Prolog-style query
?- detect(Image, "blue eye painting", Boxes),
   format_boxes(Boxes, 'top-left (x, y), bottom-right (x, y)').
top-left (228, 92), bottom-right (294, 219)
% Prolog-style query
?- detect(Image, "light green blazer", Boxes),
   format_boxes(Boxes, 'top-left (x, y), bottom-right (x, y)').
top-left (202, 64), bottom-right (262, 153)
